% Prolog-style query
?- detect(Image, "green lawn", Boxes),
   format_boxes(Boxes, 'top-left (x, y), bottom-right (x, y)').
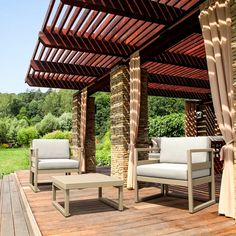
top-left (0, 147), bottom-right (29, 176)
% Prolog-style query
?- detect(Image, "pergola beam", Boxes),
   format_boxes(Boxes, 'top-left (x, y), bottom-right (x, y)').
top-left (148, 89), bottom-right (210, 100)
top-left (26, 75), bottom-right (88, 90)
top-left (146, 52), bottom-right (207, 70)
top-left (61, 0), bottom-right (183, 25)
top-left (31, 60), bottom-right (110, 77)
top-left (148, 73), bottom-right (210, 89)
top-left (39, 30), bottom-right (134, 57)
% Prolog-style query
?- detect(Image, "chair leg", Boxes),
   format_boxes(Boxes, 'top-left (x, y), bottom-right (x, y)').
top-left (188, 180), bottom-right (194, 213)
top-left (135, 181), bottom-right (139, 203)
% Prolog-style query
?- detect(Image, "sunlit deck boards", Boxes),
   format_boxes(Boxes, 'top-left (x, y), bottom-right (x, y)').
top-left (0, 174), bottom-right (34, 236)
top-left (15, 170), bottom-right (236, 236)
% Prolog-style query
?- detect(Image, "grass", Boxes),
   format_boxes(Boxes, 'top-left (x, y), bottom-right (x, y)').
top-left (0, 147), bottom-right (29, 176)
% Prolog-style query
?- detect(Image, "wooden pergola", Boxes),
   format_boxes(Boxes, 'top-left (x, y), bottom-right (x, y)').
top-left (26, 0), bottom-right (236, 219)
top-left (26, 0), bottom-right (210, 99)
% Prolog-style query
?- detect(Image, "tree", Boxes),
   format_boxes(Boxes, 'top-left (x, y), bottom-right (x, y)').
top-left (148, 96), bottom-right (185, 118)
top-left (37, 113), bottom-right (59, 136)
top-left (95, 92), bottom-right (110, 138)
top-left (58, 113), bottom-right (72, 131)
top-left (0, 120), bottom-right (8, 143)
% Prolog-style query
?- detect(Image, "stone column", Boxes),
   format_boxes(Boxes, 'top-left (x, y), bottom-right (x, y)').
top-left (110, 65), bottom-right (149, 184)
top-left (110, 65), bottom-right (130, 183)
top-left (85, 97), bottom-right (96, 172)
top-left (72, 93), bottom-right (96, 172)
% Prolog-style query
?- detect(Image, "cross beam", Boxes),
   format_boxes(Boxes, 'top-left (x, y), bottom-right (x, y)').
top-left (31, 60), bottom-right (110, 77)
top-left (145, 52), bottom-right (207, 70)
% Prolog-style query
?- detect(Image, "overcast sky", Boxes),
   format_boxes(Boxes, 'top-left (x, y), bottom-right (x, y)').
top-left (0, 1), bottom-right (49, 94)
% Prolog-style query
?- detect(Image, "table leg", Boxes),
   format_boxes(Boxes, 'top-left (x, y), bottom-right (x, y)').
top-left (98, 187), bottom-right (102, 198)
top-left (52, 184), bottom-right (56, 201)
top-left (64, 189), bottom-right (70, 217)
top-left (118, 186), bottom-right (123, 211)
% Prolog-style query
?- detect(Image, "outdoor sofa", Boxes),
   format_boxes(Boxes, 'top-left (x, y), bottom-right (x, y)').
top-left (29, 139), bottom-right (80, 192)
top-left (135, 136), bottom-right (216, 213)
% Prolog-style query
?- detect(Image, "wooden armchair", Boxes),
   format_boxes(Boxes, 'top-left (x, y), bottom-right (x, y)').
top-left (135, 136), bottom-right (215, 213)
top-left (29, 139), bottom-right (81, 192)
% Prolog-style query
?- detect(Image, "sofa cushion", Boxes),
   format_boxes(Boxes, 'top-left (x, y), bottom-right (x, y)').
top-left (160, 137), bottom-right (210, 164)
top-left (32, 139), bottom-right (70, 159)
top-left (137, 163), bottom-right (210, 180)
top-left (37, 159), bottom-right (79, 170)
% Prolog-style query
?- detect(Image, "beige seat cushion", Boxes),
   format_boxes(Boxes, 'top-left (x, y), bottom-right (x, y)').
top-left (37, 159), bottom-right (79, 170)
top-left (137, 163), bottom-right (210, 180)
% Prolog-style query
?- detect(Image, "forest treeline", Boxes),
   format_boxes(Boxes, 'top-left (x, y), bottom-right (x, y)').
top-left (0, 89), bottom-right (185, 165)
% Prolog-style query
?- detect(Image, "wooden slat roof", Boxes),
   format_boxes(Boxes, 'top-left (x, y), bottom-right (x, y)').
top-left (26, 0), bottom-right (210, 100)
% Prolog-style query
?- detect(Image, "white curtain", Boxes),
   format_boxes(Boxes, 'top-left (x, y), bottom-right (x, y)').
top-left (127, 52), bottom-right (141, 189)
top-left (80, 89), bottom-right (87, 172)
top-left (199, 0), bottom-right (235, 218)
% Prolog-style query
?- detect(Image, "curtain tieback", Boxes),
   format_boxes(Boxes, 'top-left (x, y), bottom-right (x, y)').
top-left (220, 139), bottom-right (235, 161)
top-left (128, 143), bottom-right (135, 151)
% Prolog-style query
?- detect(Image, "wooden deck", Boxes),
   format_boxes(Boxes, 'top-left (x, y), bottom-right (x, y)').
top-left (14, 169), bottom-right (236, 236)
top-left (0, 174), bottom-right (34, 236)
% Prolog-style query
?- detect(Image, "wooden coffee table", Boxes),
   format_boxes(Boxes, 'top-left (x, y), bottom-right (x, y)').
top-left (52, 173), bottom-right (123, 217)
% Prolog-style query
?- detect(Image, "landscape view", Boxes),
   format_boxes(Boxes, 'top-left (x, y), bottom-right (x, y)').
top-left (0, 90), bottom-right (184, 176)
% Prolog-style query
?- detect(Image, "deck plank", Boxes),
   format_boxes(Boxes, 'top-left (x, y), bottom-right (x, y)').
top-left (1, 176), bottom-right (14, 236)
top-left (15, 170), bottom-right (236, 236)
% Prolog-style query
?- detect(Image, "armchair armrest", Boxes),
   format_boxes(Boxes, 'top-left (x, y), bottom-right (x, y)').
top-left (29, 148), bottom-right (39, 169)
top-left (134, 147), bottom-right (160, 168)
top-left (187, 148), bottom-right (214, 175)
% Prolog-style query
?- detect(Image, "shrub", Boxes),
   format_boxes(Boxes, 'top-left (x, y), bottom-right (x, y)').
top-left (17, 126), bottom-right (39, 146)
top-left (58, 113), bottom-right (72, 131)
top-left (0, 120), bottom-right (8, 144)
top-left (37, 113), bottom-right (59, 136)
top-left (149, 113), bottom-right (185, 138)
top-left (96, 130), bottom-right (111, 166)
top-left (43, 130), bottom-right (72, 142)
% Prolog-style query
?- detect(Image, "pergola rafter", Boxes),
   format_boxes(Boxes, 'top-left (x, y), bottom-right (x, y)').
top-left (39, 30), bottom-right (135, 57)
top-left (61, 0), bottom-right (183, 25)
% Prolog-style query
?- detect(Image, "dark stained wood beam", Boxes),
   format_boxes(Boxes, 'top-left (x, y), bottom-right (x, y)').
top-left (61, 0), bottom-right (183, 25)
top-left (141, 11), bottom-right (202, 62)
top-left (148, 73), bottom-right (210, 89)
top-left (145, 52), bottom-right (207, 70)
top-left (26, 74), bottom-right (88, 90)
top-left (31, 60), bottom-right (110, 77)
top-left (148, 88), bottom-right (210, 100)
top-left (39, 30), bottom-right (135, 57)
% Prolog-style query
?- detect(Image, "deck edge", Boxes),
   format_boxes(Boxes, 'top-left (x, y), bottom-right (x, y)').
top-left (13, 173), bottom-right (42, 236)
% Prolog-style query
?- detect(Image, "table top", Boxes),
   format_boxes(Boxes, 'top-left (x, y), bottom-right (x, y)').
top-left (52, 173), bottom-right (123, 189)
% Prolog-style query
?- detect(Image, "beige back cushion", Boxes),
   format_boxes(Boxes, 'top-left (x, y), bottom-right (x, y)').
top-left (32, 139), bottom-right (70, 159)
top-left (160, 136), bottom-right (210, 164)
